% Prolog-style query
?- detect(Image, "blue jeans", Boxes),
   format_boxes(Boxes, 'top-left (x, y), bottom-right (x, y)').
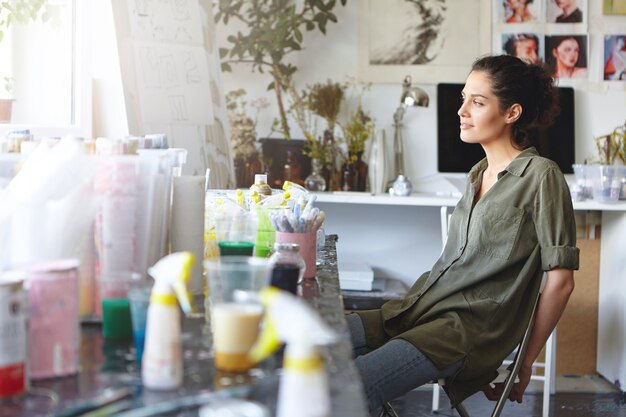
top-left (346, 313), bottom-right (463, 412)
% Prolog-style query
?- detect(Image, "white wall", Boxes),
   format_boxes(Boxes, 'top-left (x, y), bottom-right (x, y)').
top-left (215, 1), bottom-right (626, 286)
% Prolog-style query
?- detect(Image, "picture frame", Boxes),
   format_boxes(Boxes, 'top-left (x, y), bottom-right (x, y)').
top-left (603, 0), bottom-right (626, 15)
top-left (358, 0), bottom-right (491, 84)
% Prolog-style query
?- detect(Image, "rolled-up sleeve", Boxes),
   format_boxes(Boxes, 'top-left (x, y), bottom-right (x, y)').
top-left (533, 167), bottom-right (580, 271)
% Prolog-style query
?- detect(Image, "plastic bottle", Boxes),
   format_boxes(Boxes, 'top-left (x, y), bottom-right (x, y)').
top-left (249, 287), bottom-right (336, 417)
top-left (250, 174), bottom-right (272, 197)
top-left (283, 180), bottom-right (309, 199)
top-left (269, 243), bottom-right (306, 295)
top-left (141, 252), bottom-right (195, 390)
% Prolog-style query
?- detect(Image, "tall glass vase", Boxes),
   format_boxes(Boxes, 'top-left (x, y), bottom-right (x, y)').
top-left (305, 159), bottom-right (327, 191)
top-left (368, 129), bottom-right (388, 194)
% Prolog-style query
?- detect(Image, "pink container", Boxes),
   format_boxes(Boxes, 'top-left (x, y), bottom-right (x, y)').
top-left (275, 232), bottom-right (316, 279)
top-left (0, 273), bottom-right (28, 398)
top-left (23, 259), bottom-right (80, 380)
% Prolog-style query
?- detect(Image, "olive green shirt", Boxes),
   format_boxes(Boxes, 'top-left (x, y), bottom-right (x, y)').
top-left (357, 148), bottom-right (579, 405)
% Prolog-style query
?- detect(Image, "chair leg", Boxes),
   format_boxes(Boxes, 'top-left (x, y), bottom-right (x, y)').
top-left (432, 382), bottom-right (441, 412)
top-left (378, 402), bottom-right (400, 417)
top-left (454, 403), bottom-right (471, 417)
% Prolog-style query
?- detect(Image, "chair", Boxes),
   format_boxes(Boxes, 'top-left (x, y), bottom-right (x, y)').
top-left (379, 281), bottom-right (543, 417)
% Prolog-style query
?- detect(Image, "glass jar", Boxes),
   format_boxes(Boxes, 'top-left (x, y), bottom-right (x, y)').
top-left (268, 243), bottom-right (306, 295)
top-left (305, 159), bottom-right (327, 191)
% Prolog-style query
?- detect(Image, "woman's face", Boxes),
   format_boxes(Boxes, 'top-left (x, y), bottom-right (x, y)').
top-left (457, 71), bottom-right (511, 145)
top-left (553, 38), bottom-right (580, 68)
top-left (554, 0), bottom-right (575, 10)
top-left (515, 39), bottom-right (539, 64)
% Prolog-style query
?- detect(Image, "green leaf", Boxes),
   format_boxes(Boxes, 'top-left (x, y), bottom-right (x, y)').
top-left (219, 48), bottom-right (229, 59)
top-left (221, 63), bottom-right (232, 72)
top-left (327, 12), bottom-right (337, 23)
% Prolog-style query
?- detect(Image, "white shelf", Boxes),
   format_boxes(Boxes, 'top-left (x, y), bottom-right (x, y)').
top-left (315, 191), bottom-right (626, 212)
top-left (315, 191), bottom-right (460, 207)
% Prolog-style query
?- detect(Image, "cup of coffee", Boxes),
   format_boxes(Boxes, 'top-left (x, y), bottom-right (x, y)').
top-left (204, 256), bottom-right (271, 372)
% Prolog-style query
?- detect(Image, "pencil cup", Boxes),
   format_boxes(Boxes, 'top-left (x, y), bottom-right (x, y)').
top-left (275, 231), bottom-right (316, 279)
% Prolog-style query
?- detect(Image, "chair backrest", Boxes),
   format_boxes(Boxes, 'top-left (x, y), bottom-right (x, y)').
top-left (486, 279), bottom-right (543, 417)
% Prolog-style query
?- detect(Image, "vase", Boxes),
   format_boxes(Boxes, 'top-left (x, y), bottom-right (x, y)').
top-left (304, 158), bottom-right (327, 191)
top-left (368, 129), bottom-right (388, 194)
top-left (341, 152), bottom-right (368, 192)
top-left (234, 156), bottom-right (262, 188)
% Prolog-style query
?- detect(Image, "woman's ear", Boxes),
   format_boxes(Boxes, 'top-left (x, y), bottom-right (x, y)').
top-left (505, 103), bottom-right (522, 124)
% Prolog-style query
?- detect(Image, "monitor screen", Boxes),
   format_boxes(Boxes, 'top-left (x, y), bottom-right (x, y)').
top-left (437, 83), bottom-right (575, 174)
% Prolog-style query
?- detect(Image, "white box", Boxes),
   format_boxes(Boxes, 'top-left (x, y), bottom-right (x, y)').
top-left (339, 262), bottom-right (374, 291)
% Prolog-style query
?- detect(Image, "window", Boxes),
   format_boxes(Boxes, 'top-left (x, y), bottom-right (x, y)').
top-left (0, 0), bottom-right (91, 138)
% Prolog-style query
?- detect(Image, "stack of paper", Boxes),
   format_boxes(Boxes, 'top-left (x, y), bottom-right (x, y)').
top-left (338, 262), bottom-right (374, 291)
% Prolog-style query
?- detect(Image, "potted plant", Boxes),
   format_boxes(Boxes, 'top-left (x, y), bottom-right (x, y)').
top-left (0, 0), bottom-right (50, 123)
top-left (225, 88), bottom-right (270, 187)
top-left (215, 0), bottom-right (347, 140)
top-left (585, 123), bottom-right (626, 202)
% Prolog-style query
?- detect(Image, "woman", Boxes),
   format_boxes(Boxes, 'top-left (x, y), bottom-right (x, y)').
top-left (604, 36), bottom-right (626, 81)
top-left (554, 0), bottom-right (583, 23)
top-left (548, 36), bottom-right (588, 79)
top-left (504, 0), bottom-right (536, 23)
top-left (347, 55), bottom-right (579, 412)
top-left (503, 33), bottom-right (540, 64)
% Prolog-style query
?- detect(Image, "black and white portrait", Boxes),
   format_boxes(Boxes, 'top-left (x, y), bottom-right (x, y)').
top-left (367, 0), bottom-right (483, 66)
top-left (360, 0), bottom-right (489, 82)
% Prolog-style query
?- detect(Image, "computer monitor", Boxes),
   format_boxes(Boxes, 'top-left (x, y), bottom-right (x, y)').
top-left (437, 83), bottom-right (575, 174)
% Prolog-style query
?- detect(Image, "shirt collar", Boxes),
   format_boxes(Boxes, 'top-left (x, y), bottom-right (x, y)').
top-left (468, 147), bottom-right (538, 183)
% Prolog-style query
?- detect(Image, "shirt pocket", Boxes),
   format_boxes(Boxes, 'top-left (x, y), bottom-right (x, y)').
top-left (469, 201), bottom-right (524, 260)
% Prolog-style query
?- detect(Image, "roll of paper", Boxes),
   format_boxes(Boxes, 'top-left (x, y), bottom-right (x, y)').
top-left (171, 175), bottom-right (205, 294)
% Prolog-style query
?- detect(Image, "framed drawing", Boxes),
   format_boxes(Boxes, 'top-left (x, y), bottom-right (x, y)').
top-left (358, 0), bottom-right (491, 83)
top-left (603, 0), bottom-right (626, 15)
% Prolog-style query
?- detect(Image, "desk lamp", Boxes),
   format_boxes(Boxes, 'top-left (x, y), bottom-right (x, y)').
top-left (390, 75), bottom-right (429, 196)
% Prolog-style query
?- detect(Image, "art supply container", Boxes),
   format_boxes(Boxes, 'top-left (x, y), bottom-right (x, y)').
top-left (100, 274), bottom-right (134, 340)
top-left (588, 165), bottom-right (626, 203)
top-left (275, 232), bottom-right (317, 279)
top-left (128, 283), bottom-right (152, 363)
top-left (205, 257), bottom-right (271, 372)
top-left (215, 211), bottom-right (258, 256)
top-left (269, 243), bottom-right (306, 295)
top-left (0, 272), bottom-right (27, 398)
top-left (254, 206), bottom-right (277, 258)
top-left (22, 259), bottom-right (80, 380)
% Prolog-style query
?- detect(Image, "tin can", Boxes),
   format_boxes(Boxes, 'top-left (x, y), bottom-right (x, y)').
top-left (23, 259), bottom-right (80, 380)
top-left (0, 273), bottom-right (27, 399)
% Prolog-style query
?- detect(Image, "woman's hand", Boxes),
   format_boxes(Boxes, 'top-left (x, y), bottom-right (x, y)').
top-left (481, 363), bottom-right (532, 403)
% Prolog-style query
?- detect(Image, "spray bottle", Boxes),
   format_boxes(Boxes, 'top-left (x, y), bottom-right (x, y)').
top-left (141, 252), bottom-right (195, 390)
top-left (249, 287), bottom-right (336, 417)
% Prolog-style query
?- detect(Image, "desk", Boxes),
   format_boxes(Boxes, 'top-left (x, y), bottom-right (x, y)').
top-left (0, 235), bottom-right (368, 417)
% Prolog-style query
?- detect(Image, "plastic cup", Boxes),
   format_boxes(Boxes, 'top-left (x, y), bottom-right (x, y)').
top-left (100, 275), bottom-right (134, 340)
top-left (128, 285), bottom-right (152, 363)
top-left (205, 257), bottom-right (271, 372)
top-left (215, 212), bottom-right (258, 257)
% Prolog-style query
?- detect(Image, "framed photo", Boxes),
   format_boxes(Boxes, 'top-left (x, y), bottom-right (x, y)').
top-left (501, 33), bottom-right (544, 64)
top-left (499, 0), bottom-right (542, 24)
top-left (358, 0), bottom-right (491, 83)
top-left (603, 0), bottom-right (626, 15)
top-left (603, 35), bottom-right (626, 80)
top-left (546, 0), bottom-right (587, 24)
top-left (545, 34), bottom-right (588, 79)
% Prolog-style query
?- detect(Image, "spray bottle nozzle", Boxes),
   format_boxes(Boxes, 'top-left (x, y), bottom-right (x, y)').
top-left (147, 252), bottom-right (196, 315)
top-left (248, 287), bottom-right (336, 363)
